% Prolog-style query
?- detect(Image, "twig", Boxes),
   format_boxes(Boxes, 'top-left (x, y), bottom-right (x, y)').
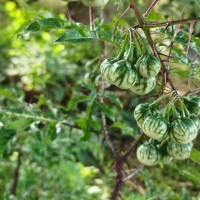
top-left (166, 23), bottom-right (180, 70)
top-left (133, 17), bottom-right (200, 29)
top-left (143, 0), bottom-right (159, 18)
top-left (10, 150), bottom-right (22, 195)
top-left (129, 1), bottom-right (145, 27)
top-left (99, 86), bottom-right (119, 158)
top-left (66, 6), bottom-right (72, 21)
top-left (112, 5), bottom-right (131, 39)
top-left (184, 88), bottom-right (200, 96)
top-left (89, 6), bottom-right (93, 31)
top-left (117, 0), bottom-right (122, 10)
top-left (186, 21), bottom-right (195, 56)
top-left (122, 164), bottom-right (144, 182)
top-left (123, 133), bottom-right (144, 159)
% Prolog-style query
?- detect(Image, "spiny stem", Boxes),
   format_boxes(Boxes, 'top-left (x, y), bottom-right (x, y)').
top-left (133, 17), bottom-right (200, 29)
top-left (129, 0), bottom-right (177, 93)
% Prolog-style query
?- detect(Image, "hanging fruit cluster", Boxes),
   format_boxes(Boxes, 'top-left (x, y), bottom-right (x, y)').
top-left (135, 93), bottom-right (200, 166)
top-left (100, 29), bottom-right (161, 95)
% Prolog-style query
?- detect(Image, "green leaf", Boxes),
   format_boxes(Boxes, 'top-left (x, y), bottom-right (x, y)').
top-left (190, 148), bottom-right (200, 164)
top-left (0, 89), bottom-right (19, 103)
top-left (67, 95), bottom-right (92, 111)
top-left (7, 118), bottom-right (32, 131)
top-left (96, 101), bottom-right (115, 122)
top-left (0, 129), bottom-right (16, 158)
top-left (106, 93), bottom-right (123, 108)
top-left (76, 117), bottom-right (91, 139)
top-left (18, 18), bottom-right (75, 34)
top-left (190, 41), bottom-right (200, 53)
top-left (75, 98), bottom-right (96, 139)
top-left (146, 12), bottom-right (166, 22)
top-left (47, 122), bottom-right (57, 141)
top-left (182, 167), bottom-right (200, 185)
top-left (110, 122), bottom-right (125, 129)
top-left (55, 28), bottom-right (97, 43)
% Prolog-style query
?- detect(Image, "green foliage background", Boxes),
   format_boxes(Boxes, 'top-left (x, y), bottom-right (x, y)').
top-left (0, 0), bottom-right (200, 199)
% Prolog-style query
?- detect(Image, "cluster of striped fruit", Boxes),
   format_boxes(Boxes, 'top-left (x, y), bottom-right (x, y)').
top-left (100, 31), bottom-right (161, 95)
top-left (134, 94), bottom-right (200, 166)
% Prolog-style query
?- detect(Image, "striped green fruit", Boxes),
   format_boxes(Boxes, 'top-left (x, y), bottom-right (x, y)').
top-left (167, 141), bottom-right (193, 160)
top-left (100, 58), bottom-right (116, 82)
top-left (130, 76), bottom-right (156, 95)
top-left (190, 115), bottom-right (200, 130)
top-left (109, 60), bottom-right (138, 89)
top-left (137, 54), bottom-right (161, 78)
top-left (170, 117), bottom-right (198, 144)
top-left (133, 103), bottom-right (150, 129)
top-left (142, 115), bottom-right (168, 141)
top-left (136, 143), bottom-right (160, 166)
top-left (186, 96), bottom-right (200, 115)
top-left (160, 154), bottom-right (173, 164)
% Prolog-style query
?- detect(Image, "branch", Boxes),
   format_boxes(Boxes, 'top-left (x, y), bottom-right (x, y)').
top-left (184, 88), bottom-right (200, 96)
top-left (99, 84), bottom-right (119, 158)
top-left (134, 17), bottom-right (200, 29)
top-left (110, 133), bottom-right (144, 200)
top-left (123, 133), bottom-right (144, 159)
top-left (129, 0), bottom-right (145, 27)
top-left (10, 150), bottom-right (22, 195)
top-left (129, 0), bottom-right (177, 93)
top-left (122, 164), bottom-right (144, 182)
top-left (143, 0), bottom-right (159, 18)
top-left (98, 78), bottom-right (123, 200)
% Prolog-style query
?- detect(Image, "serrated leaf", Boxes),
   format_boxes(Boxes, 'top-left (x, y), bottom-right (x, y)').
top-left (55, 28), bottom-right (97, 43)
top-left (0, 129), bottom-right (16, 158)
top-left (18, 18), bottom-right (75, 34)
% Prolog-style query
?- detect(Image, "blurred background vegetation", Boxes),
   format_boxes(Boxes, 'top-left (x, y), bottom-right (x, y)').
top-left (0, 0), bottom-right (200, 199)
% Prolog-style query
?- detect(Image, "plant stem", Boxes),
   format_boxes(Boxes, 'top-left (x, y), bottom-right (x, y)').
top-left (10, 150), bottom-right (22, 196)
top-left (116, 32), bottom-right (129, 60)
top-left (122, 164), bottom-right (144, 182)
top-left (129, 0), bottom-right (177, 93)
top-left (143, 0), bottom-right (159, 18)
top-left (133, 17), bottom-right (200, 29)
top-left (0, 108), bottom-right (100, 134)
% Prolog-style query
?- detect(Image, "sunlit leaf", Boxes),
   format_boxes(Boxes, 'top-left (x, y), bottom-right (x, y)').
top-left (146, 12), bottom-right (166, 22)
top-left (18, 18), bottom-right (75, 34)
top-left (55, 28), bottom-right (97, 43)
